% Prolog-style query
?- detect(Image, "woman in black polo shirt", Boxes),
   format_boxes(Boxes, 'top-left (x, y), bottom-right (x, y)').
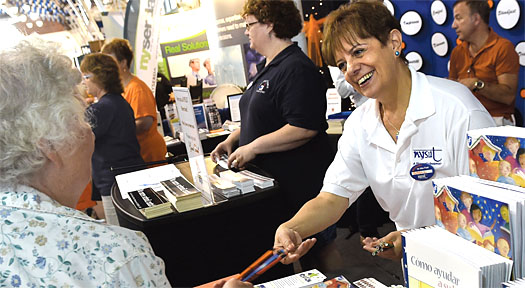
top-left (211, 0), bottom-right (337, 272)
top-left (81, 53), bottom-right (145, 225)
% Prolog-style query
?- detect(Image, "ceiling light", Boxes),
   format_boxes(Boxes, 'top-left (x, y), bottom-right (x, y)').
top-left (36, 20), bottom-right (43, 27)
top-left (26, 22), bottom-right (33, 28)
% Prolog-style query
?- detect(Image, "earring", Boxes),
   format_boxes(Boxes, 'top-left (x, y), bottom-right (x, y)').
top-left (395, 51), bottom-right (400, 57)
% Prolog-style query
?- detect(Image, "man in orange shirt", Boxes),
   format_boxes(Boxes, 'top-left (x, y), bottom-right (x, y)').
top-left (102, 39), bottom-right (167, 163)
top-left (449, 0), bottom-right (519, 126)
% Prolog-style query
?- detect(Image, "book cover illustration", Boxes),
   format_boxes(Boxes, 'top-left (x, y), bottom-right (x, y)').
top-left (467, 129), bottom-right (525, 188)
top-left (433, 184), bottom-right (512, 259)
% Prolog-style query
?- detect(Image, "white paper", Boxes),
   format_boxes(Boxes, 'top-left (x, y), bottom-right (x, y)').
top-left (115, 164), bottom-right (182, 200)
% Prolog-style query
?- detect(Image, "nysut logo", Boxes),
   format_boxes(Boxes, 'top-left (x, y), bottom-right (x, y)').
top-left (257, 80), bottom-right (270, 93)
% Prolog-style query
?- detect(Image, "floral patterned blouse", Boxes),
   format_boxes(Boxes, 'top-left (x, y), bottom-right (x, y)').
top-left (0, 185), bottom-right (170, 287)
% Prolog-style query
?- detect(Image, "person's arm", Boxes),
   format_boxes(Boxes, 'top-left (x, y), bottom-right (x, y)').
top-left (458, 73), bottom-right (518, 105)
top-left (115, 253), bottom-right (170, 287)
top-left (135, 116), bottom-right (154, 135)
top-left (228, 124), bottom-right (317, 168)
top-left (275, 192), bottom-right (349, 264)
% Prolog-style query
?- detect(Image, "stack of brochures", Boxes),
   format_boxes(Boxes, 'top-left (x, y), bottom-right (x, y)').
top-left (209, 174), bottom-right (240, 198)
top-left (128, 188), bottom-right (174, 219)
top-left (402, 226), bottom-right (513, 288)
top-left (219, 170), bottom-right (255, 194)
top-left (433, 174), bottom-right (525, 278)
top-left (160, 177), bottom-right (204, 212)
top-left (326, 118), bottom-right (345, 134)
top-left (238, 170), bottom-right (274, 189)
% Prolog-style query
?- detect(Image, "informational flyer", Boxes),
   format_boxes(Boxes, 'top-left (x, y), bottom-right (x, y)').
top-left (173, 87), bottom-right (214, 203)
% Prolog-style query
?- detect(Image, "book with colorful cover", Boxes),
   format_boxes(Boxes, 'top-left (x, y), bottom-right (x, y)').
top-left (432, 175), bottom-right (525, 278)
top-left (467, 126), bottom-right (525, 188)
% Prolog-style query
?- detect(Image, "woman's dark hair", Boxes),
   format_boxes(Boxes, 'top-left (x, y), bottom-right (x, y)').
top-left (242, 0), bottom-right (302, 40)
top-left (80, 53), bottom-right (124, 95)
top-left (470, 203), bottom-right (481, 215)
top-left (517, 148), bottom-right (525, 168)
top-left (322, 1), bottom-right (407, 66)
top-left (101, 38), bottom-right (134, 69)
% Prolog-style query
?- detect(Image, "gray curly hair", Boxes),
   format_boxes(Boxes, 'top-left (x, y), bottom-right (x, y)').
top-left (0, 39), bottom-right (89, 186)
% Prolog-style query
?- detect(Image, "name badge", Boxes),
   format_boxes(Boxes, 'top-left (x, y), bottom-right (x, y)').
top-left (410, 163), bottom-right (435, 181)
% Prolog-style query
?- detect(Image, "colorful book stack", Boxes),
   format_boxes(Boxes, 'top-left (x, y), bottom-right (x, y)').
top-left (160, 177), bottom-right (204, 212)
top-left (238, 170), bottom-right (275, 189)
top-left (219, 170), bottom-right (255, 194)
top-left (467, 126), bottom-right (525, 188)
top-left (127, 188), bottom-right (174, 219)
top-left (402, 226), bottom-right (513, 288)
top-left (433, 176), bottom-right (525, 278)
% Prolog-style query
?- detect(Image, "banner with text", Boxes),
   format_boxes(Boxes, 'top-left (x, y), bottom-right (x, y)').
top-left (134, 0), bottom-right (161, 94)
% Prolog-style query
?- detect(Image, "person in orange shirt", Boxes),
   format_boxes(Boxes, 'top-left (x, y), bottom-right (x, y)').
top-left (102, 38), bottom-right (167, 163)
top-left (449, 0), bottom-right (519, 126)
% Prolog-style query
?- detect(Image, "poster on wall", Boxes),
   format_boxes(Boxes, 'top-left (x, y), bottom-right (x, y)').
top-left (159, 7), bottom-right (218, 87)
top-left (213, 0), bottom-right (248, 48)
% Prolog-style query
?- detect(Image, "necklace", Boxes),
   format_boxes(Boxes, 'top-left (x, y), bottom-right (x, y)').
top-left (381, 105), bottom-right (400, 141)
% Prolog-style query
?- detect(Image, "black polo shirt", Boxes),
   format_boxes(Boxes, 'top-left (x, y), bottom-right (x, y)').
top-left (89, 93), bottom-right (145, 199)
top-left (239, 43), bottom-right (333, 216)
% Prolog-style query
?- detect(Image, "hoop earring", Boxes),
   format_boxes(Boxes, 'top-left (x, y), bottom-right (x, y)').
top-left (395, 51), bottom-right (400, 57)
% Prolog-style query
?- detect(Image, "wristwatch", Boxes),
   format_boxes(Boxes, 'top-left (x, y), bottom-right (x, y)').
top-left (473, 80), bottom-right (485, 92)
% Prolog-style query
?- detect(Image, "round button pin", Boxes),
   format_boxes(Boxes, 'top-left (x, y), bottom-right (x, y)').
top-left (410, 163), bottom-right (435, 181)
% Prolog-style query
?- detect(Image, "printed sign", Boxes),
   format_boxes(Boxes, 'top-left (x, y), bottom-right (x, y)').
top-left (173, 87), bottom-right (214, 203)
top-left (431, 0), bottom-right (447, 25)
top-left (400, 11), bottom-right (423, 36)
top-left (496, 0), bottom-right (520, 30)
top-left (431, 32), bottom-right (448, 57)
top-left (406, 51), bottom-right (423, 71)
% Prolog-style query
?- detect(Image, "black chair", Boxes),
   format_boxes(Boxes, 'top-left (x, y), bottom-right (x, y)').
top-left (189, 79), bottom-right (203, 104)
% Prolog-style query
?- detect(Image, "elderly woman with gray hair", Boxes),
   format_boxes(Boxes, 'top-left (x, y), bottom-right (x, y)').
top-left (0, 39), bottom-right (170, 286)
top-left (0, 39), bottom-right (252, 288)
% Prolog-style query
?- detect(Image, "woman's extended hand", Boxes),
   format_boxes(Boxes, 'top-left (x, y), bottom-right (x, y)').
top-left (362, 230), bottom-right (404, 260)
top-left (274, 225), bottom-right (317, 265)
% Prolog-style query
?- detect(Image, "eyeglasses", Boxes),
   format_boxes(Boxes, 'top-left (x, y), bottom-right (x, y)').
top-left (82, 74), bottom-right (92, 80)
top-left (245, 21), bottom-right (259, 30)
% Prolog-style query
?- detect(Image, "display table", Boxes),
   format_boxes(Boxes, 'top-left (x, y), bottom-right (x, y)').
top-left (111, 157), bottom-right (292, 286)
